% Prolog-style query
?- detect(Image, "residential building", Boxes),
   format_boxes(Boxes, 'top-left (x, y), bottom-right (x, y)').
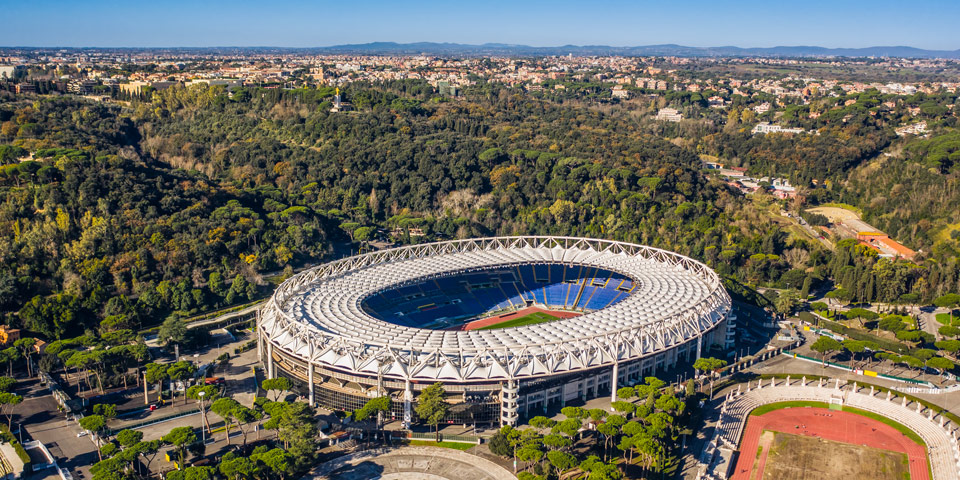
top-left (655, 108), bottom-right (683, 122)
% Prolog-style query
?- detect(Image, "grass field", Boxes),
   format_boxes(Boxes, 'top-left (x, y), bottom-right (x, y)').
top-left (763, 430), bottom-right (910, 480)
top-left (477, 311), bottom-right (560, 330)
top-left (750, 401), bottom-right (830, 417)
top-left (406, 440), bottom-right (475, 451)
top-left (935, 312), bottom-right (959, 326)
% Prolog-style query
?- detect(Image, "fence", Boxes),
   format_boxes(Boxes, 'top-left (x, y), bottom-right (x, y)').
top-left (781, 351), bottom-right (932, 386)
top-left (106, 408), bottom-right (201, 435)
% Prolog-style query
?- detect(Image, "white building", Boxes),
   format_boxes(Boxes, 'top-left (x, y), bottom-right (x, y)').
top-left (752, 122), bottom-right (805, 135)
top-left (0, 65), bottom-right (21, 80)
top-left (655, 108), bottom-right (683, 122)
top-left (895, 121), bottom-right (927, 136)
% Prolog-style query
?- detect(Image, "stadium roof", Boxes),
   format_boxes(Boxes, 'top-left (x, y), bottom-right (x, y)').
top-left (260, 237), bottom-right (731, 382)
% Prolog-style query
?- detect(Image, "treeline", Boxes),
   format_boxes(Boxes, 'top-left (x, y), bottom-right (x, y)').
top-left (0, 81), bottom-right (957, 342)
top-left (0, 96), bottom-right (338, 339)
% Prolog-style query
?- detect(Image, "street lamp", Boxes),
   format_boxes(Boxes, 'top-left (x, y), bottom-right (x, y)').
top-left (198, 391), bottom-right (207, 444)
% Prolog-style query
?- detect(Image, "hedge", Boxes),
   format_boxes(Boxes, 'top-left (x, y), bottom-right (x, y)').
top-left (0, 424), bottom-right (31, 467)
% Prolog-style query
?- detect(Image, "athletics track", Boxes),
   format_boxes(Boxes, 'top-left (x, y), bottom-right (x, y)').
top-left (730, 406), bottom-right (928, 480)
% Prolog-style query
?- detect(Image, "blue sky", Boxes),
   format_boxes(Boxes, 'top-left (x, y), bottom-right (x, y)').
top-left (3, 0), bottom-right (958, 49)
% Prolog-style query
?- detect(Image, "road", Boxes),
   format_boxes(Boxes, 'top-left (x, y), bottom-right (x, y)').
top-left (18, 379), bottom-right (98, 480)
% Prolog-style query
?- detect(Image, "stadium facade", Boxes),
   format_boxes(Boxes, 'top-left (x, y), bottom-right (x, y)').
top-left (257, 236), bottom-right (733, 426)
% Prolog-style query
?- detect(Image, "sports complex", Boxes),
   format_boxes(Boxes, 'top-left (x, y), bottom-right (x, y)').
top-left (697, 377), bottom-right (960, 480)
top-left (257, 236), bottom-right (733, 426)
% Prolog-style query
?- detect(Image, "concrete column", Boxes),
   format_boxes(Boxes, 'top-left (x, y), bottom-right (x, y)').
top-left (610, 362), bottom-right (619, 411)
top-left (403, 379), bottom-right (413, 429)
top-left (307, 342), bottom-right (316, 406)
top-left (256, 311), bottom-right (263, 364)
top-left (696, 333), bottom-right (703, 360)
top-left (500, 379), bottom-right (519, 427)
top-left (266, 342), bottom-right (275, 379)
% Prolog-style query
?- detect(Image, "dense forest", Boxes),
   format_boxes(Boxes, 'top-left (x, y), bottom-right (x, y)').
top-left (0, 80), bottom-right (958, 341)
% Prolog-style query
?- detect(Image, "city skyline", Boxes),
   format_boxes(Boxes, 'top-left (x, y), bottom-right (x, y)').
top-left (3, 0), bottom-right (959, 50)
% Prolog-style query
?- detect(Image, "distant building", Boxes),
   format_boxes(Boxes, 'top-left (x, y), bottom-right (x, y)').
top-left (187, 78), bottom-right (242, 89)
top-left (151, 81), bottom-right (180, 91)
top-left (0, 65), bottom-right (22, 80)
top-left (67, 79), bottom-right (98, 95)
top-left (15, 83), bottom-right (36, 94)
top-left (119, 80), bottom-right (150, 96)
top-left (753, 102), bottom-right (772, 114)
top-left (895, 121), bottom-right (927, 136)
top-left (437, 81), bottom-right (458, 96)
top-left (655, 108), bottom-right (683, 122)
top-left (611, 85), bottom-right (629, 99)
top-left (0, 326), bottom-right (20, 345)
top-left (752, 122), bottom-right (805, 135)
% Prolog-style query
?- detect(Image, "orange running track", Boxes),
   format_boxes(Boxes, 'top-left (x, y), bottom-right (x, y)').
top-left (452, 306), bottom-right (580, 331)
top-left (731, 407), bottom-right (928, 480)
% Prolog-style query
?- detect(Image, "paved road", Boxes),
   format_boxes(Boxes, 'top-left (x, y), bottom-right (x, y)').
top-left (18, 379), bottom-right (98, 480)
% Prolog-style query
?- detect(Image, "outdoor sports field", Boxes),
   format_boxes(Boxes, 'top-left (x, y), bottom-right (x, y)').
top-left (732, 405), bottom-right (927, 480)
top-left (455, 306), bottom-right (580, 331)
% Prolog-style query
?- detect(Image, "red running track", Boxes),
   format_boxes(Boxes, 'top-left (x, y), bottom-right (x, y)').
top-left (731, 407), bottom-right (928, 480)
top-left (452, 306), bottom-right (580, 331)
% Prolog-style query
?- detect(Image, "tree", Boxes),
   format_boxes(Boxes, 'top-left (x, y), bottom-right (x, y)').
top-left (415, 382), bottom-right (450, 441)
top-left (116, 429), bottom-right (143, 449)
top-left (940, 325), bottom-right (960, 338)
top-left (163, 426), bottom-right (197, 470)
top-left (0, 377), bottom-right (16, 393)
top-left (810, 336), bottom-right (841, 366)
top-left (133, 440), bottom-right (162, 474)
top-left (546, 451), bottom-right (577, 476)
top-left (693, 357), bottom-right (727, 395)
top-left (143, 362), bottom-right (169, 404)
top-left (488, 427), bottom-right (514, 458)
top-left (843, 308), bottom-right (879, 327)
top-left (211, 397), bottom-right (240, 444)
top-left (0, 392), bottom-right (21, 431)
top-left (0, 348), bottom-right (19, 377)
top-left (80, 414), bottom-right (108, 461)
top-left (261, 377), bottom-right (292, 402)
top-left (231, 404), bottom-right (259, 446)
top-left (259, 448), bottom-right (296, 480)
top-left (167, 466), bottom-right (216, 480)
top-left (842, 340), bottom-right (867, 368)
top-left (271, 402), bottom-right (317, 466)
top-left (13, 338), bottom-right (36, 377)
top-left (166, 361), bottom-right (197, 404)
top-left (355, 396), bottom-right (391, 442)
top-left (597, 421), bottom-right (620, 461)
top-left (926, 357), bottom-right (955, 385)
top-left (936, 340), bottom-right (960, 354)
top-left (187, 384), bottom-right (219, 432)
top-left (158, 316), bottom-right (188, 347)
top-left (934, 294), bottom-right (960, 324)
top-left (220, 454), bottom-right (258, 480)
top-left (879, 316), bottom-right (907, 332)
top-left (611, 401), bottom-right (635, 418)
top-left (616, 386), bottom-right (637, 400)
top-left (529, 416), bottom-right (556, 433)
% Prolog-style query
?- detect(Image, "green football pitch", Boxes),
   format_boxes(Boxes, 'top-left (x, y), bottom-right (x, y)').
top-left (477, 311), bottom-right (561, 330)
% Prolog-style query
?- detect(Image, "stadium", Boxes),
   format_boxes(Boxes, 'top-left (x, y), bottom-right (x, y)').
top-left (257, 236), bottom-right (733, 426)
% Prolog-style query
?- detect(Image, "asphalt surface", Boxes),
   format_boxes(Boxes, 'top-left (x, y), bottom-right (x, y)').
top-left (17, 378), bottom-right (98, 480)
